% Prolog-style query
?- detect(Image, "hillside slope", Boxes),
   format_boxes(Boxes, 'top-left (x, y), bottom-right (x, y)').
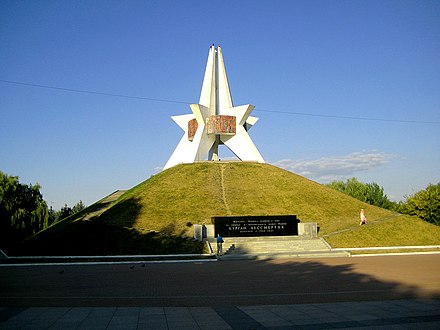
top-left (15, 162), bottom-right (440, 255)
top-left (97, 162), bottom-right (395, 235)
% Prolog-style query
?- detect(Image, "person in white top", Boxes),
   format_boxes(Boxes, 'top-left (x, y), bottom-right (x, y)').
top-left (360, 209), bottom-right (367, 225)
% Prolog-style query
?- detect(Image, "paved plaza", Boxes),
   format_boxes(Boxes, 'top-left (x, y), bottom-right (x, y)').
top-left (1, 254), bottom-right (439, 328)
top-left (1, 299), bottom-right (439, 329)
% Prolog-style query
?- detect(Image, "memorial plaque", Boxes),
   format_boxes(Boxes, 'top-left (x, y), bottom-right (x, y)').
top-left (206, 115), bottom-right (236, 135)
top-left (187, 118), bottom-right (198, 141)
top-left (213, 215), bottom-right (299, 237)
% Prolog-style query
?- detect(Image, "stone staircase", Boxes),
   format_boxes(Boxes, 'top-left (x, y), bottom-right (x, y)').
top-left (215, 236), bottom-right (350, 260)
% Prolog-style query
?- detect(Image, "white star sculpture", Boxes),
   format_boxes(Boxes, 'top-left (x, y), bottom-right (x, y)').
top-left (164, 45), bottom-right (265, 170)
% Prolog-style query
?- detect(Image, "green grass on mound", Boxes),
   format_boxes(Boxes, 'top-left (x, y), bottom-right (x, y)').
top-left (325, 214), bottom-right (440, 247)
top-left (97, 163), bottom-right (226, 236)
top-left (15, 162), bottom-right (440, 255)
top-left (98, 162), bottom-right (396, 236)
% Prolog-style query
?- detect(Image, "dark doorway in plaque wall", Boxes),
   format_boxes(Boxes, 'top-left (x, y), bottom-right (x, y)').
top-left (213, 215), bottom-right (299, 237)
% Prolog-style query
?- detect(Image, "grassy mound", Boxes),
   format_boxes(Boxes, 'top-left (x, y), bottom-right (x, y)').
top-left (15, 162), bottom-right (440, 255)
top-left (97, 162), bottom-right (401, 236)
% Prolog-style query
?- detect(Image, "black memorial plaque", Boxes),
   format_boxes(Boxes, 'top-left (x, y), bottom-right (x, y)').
top-left (213, 215), bottom-right (299, 237)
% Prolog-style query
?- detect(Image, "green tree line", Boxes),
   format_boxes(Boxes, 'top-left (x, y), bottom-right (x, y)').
top-left (326, 178), bottom-right (440, 226)
top-left (0, 171), bottom-right (85, 250)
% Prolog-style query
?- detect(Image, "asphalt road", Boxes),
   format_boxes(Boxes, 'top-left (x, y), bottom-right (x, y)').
top-left (1, 254), bottom-right (439, 307)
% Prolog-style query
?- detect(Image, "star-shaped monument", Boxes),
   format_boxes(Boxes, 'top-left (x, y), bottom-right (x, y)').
top-left (164, 45), bottom-right (264, 170)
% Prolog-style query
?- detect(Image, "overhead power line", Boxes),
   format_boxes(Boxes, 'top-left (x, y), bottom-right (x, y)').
top-left (1, 78), bottom-right (439, 125)
top-left (0, 79), bottom-right (190, 105)
top-left (254, 108), bottom-right (439, 124)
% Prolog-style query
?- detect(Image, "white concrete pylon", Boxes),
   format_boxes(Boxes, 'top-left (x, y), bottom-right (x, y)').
top-left (199, 45), bottom-right (217, 110)
top-left (164, 45), bottom-right (265, 170)
top-left (217, 46), bottom-right (233, 111)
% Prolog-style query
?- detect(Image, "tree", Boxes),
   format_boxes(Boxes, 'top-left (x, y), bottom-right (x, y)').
top-left (326, 178), bottom-right (395, 209)
top-left (0, 171), bottom-right (49, 249)
top-left (72, 200), bottom-right (85, 214)
top-left (365, 182), bottom-right (393, 209)
top-left (48, 206), bottom-right (57, 226)
top-left (0, 171), bottom-right (89, 251)
top-left (47, 200), bottom-right (87, 225)
top-left (56, 200), bottom-right (86, 221)
top-left (58, 204), bottom-right (72, 220)
top-left (401, 183), bottom-right (440, 226)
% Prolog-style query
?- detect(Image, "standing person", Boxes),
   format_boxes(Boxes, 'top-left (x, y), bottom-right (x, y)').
top-left (216, 234), bottom-right (224, 255)
top-left (360, 209), bottom-right (367, 225)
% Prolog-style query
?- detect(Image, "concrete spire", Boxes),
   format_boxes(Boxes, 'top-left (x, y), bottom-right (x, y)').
top-left (164, 45), bottom-right (264, 170)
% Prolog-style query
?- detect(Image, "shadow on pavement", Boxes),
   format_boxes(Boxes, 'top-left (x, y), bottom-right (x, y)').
top-left (0, 255), bottom-right (439, 307)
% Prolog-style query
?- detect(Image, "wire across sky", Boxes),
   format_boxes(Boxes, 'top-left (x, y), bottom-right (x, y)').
top-left (1, 78), bottom-right (438, 125)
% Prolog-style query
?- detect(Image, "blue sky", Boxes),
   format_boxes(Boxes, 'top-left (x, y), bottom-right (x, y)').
top-left (1, 0), bottom-right (439, 209)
